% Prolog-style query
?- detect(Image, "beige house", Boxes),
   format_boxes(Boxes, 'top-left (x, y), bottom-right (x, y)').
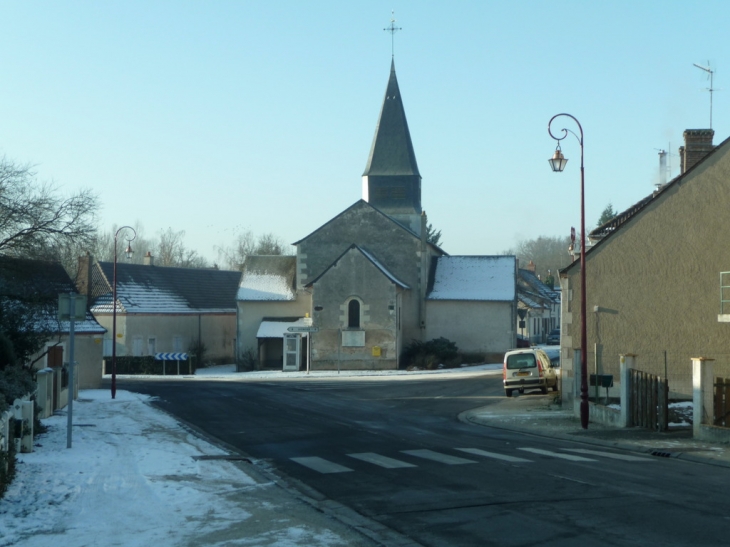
top-left (77, 255), bottom-right (241, 366)
top-left (560, 129), bottom-right (730, 402)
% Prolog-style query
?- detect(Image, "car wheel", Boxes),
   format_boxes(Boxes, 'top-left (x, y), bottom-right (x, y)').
top-left (552, 383), bottom-right (559, 392)
top-left (505, 389), bottom-right (513, 397)
top-left (541, 385), bottom-right (548, 394)
top-left (519, 388), bottom-right (524, 394)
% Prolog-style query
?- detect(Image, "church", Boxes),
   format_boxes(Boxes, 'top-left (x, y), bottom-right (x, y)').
top-left (236, 60), bottom-right (517, 371)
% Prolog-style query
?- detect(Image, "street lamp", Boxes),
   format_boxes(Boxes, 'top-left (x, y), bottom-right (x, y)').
top-left (111, 226), bottom-right (136, 399)
top-left (547, 113), bottom-right (589, 429)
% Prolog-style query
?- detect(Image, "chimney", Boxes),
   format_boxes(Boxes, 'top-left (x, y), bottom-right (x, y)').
top-left (76, 252), bottom-right (94, 304)
top-left (144, 252), bottom-right (154, 266)
top-left (679, 129), bottom-right (714, 174)
top-left (526, 260), bottom-right (537, 272)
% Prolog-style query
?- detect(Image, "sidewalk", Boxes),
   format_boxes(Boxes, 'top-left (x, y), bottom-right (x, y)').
top-left (460, 392), bottom-right (730, 468)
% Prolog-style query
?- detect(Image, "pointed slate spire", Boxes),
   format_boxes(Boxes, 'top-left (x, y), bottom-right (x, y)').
top-left (362, 61), bottom-right (422, 220)
top-left (363, 60), bottom-right (420, 177)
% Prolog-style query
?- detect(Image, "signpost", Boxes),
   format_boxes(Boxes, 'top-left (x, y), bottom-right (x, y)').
top-left (287, 326), bottom-right (318, 373)
top-left (58, 293), bottom-right (87, 449)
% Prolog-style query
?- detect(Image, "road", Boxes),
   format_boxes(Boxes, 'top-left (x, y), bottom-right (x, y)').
top-left (119, 372), bottom-right (730, 547)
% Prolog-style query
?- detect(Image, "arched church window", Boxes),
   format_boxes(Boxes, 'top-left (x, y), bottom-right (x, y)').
top-left (348, 299), bottom-right (361, 329)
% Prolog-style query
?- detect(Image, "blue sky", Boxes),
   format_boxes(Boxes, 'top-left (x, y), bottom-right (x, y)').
top-left (1, 1), bottom-right (728, 264)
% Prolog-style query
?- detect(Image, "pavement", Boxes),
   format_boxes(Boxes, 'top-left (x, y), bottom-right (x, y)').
top-left (461, 391), bottom-right (730, 468)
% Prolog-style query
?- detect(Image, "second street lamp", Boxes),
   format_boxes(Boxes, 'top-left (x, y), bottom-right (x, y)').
top-left (547, 113), bottom-right (589, 429)
top-left (111, 225), bottom-right (136, 400)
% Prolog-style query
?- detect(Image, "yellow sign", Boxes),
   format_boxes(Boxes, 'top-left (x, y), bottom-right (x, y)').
top-left (372, 346), bottom-right (381, 357)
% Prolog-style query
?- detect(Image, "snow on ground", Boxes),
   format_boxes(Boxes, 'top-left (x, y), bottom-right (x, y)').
top-left (0, 390), bottom-right (366, 547)
top-left (0, 363), bottom-right (502, 546)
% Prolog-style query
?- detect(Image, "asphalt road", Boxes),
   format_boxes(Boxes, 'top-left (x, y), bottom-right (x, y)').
top-left (118, 373), bottom-right (730, 547)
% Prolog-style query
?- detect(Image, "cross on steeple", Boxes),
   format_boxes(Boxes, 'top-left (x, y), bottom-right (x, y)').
top-left (383, 11), bottom-right (402, 58)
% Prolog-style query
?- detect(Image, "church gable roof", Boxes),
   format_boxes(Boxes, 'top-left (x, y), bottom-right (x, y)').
top-left (362, 60), bottom-right (420, 177)
top-left (305, 244), bottom-right (410, 289)
top-left (237, 255), bottom-right (297, 301)
top-left (427, 256), bottom-right (516, 301)
top-left (293, 199), bottom-right (426, 246)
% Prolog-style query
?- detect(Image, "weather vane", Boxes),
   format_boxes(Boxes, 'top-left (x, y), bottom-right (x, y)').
top-left (384, 10), bottom-right (402, 58)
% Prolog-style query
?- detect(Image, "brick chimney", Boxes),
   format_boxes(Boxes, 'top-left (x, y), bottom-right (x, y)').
top-left (144, 252), bottom-right (154, 266)
top-left (75, 252), bottom-right (94, 304)
top-left (679, 129), bottom-right (714, 174)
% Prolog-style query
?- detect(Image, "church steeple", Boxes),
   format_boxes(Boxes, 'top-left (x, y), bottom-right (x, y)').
top-left (362, 60), bottom-right (422, 231)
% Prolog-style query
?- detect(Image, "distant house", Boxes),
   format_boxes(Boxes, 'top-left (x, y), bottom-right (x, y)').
top-left (77, 254), bottom-right (241, 366)
top-left (560, 129), bottom-right (729, 401)
top-left (0, 256), bottom-right (105, 389)
top-left (426, 256), bottom-right (517, 355)
top-left (517, 265), bottom-right (560, 344)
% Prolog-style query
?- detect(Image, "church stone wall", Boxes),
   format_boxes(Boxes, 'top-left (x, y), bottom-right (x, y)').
top-left (425, 300), bottom-right (515, 355)
top-left (310, 249), bottom-right (399, 370)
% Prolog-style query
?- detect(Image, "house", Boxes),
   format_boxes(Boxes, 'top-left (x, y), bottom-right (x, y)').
top-left (559, 128), bottom-right (730, 403)
top-left (77, 254), bottom-right (241, 366)
top-left (0, 255), bottom-right (106, 389)
top-left (236, 60), bottom-right (517, 370)
top-left (517, 264), bottom-right (560, 344)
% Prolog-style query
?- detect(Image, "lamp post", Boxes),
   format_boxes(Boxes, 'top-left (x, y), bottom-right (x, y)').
top-left (111, 226), bottom-right (136, 399)
top-left (548, 113), bottom-right (589, 429)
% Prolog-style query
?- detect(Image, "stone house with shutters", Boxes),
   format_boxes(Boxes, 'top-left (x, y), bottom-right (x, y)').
top-left (559, 129), bottom-right (730, 402)
top-left (236, 61), bottom-right (518, 371)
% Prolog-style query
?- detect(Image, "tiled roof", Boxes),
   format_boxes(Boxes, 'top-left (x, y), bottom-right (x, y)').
top-left (0, 255), bottom-right (105, 334)
top-left (238, 256), bottom-right (297, 301)
top-left (427, 256), bottom-right (516, 301)
top-left (92, 262), bottom-right (241, 314)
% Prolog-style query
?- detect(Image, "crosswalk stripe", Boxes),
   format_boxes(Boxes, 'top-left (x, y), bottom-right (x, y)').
top-left (347, 452), bottom-right (417, 468)
top-left (561, 448), bottom-right (653, 462)
top-left (401, 449), bottom-right (478, 465)
top-left (455, 447), bottom-right (533, 463)
top-left (518, 448), bottom-right (596, 461)
top-left (290, 457), bottom-right (353, 473)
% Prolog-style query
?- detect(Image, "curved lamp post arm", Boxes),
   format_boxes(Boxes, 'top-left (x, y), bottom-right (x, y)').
top-left (111, 226), bottom-right (137, 399)
top-left (548, 113), bottom-right (589, 429)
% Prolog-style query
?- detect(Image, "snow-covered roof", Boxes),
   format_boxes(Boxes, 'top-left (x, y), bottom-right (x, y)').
top-left (237, 255), bottom-right (297, 301)
top-left (256, 317), bottom-right (312, 338)
top-left (427, 256), bottom-right (516, 301)
top-left (92, 262), bottom-right (241, 314)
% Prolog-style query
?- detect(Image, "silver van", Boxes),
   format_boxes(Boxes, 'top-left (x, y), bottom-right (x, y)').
top-left (503, 348), bottom-right (558, 397)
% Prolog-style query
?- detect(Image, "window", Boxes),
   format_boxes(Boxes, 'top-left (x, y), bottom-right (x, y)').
top-left (348, 299), bottom-right (360, 328)
top-left (173, 336), bottom-right (183, 353)
top-left (148, 337), bottom-right (156, 356)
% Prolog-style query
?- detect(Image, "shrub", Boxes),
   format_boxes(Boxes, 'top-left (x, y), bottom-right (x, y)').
top-left (400, 337), bottom-right (459, 370)
top-left (0, 366), bottom-right (35, 412)
top-left (238, 347), bottom-right (257, 372)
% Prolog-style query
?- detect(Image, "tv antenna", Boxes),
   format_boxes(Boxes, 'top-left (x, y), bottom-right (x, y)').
top-left (693, 62), bottom-right (716, 128)
top-left (384, 10), bottom-right (402, 59)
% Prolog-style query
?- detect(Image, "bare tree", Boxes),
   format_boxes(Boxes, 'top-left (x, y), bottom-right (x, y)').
top-left (504, 235), bottom-right (573, 282)
top-left (0, 157), bottom-right (99, 271)
top-left (215, 230), bottom-right (257, 270)
top-left (254, 232), bottom-right (289, 255)
top-left (156, 228), bottom-right (208, 268)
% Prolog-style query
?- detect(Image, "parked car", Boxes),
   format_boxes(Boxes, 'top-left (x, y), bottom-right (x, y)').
top-left (516, 334), bottom-right (530, 348)
top-left (546, 328), bottom-right (560, 345)
top-left (503, 348), bottom-right (558, 397)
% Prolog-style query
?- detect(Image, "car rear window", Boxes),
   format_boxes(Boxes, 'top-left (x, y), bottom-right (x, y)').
top-left (506, 353), bottom-right (537, 370)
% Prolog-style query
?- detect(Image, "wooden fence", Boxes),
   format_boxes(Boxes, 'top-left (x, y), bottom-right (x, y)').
top-left (629, 369), bottom-right (669, 431)
top-left (713, 377), bottom-right (730, 427)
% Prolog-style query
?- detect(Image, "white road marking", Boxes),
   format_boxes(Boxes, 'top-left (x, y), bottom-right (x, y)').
top-left (347, 452), bottom-right (417, 468)
top-left (518, 448), bottom-right (596, 461)
top-left (401, 449), bottom-right (478, 465)
top-left (455, 448), bottom-right (533, 463)
top-left (290, 457), bottom-right (353, 474)
top-left (561, 448), bottom-right (653, 462)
